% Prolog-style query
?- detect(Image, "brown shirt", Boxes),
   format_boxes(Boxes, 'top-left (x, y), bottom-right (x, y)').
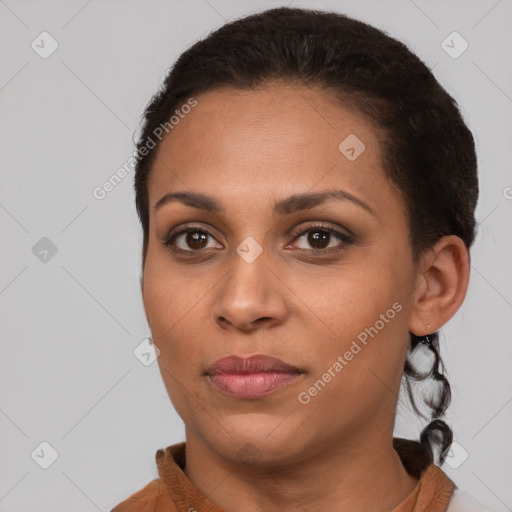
top-left (111, 438), bottom-right (456, 512)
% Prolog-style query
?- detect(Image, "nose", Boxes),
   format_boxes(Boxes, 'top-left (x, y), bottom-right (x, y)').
top-left (212, 250), bottom-right (289, 332)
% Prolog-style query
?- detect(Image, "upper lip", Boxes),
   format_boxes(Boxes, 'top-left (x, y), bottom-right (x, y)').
top-left (205, 354), bottom-right (302, 376)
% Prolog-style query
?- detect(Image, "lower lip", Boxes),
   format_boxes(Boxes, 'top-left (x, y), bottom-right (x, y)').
top-left (208, 372), bottom-right (302, 398)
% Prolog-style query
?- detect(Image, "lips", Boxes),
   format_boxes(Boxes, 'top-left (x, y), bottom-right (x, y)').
top-left (206, 354), bottom-right (302, 375)
top-left (205, 354), bottom-right (304, 399)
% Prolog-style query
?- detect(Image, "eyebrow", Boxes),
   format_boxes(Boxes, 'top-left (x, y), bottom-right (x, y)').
top-left (153, 188), bottom-right (376, 217)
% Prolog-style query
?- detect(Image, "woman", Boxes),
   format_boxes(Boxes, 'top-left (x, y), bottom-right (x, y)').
top-left (112, 6), bottom-right (489, 512)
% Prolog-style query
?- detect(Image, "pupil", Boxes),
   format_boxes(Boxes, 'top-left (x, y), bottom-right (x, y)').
top-left (308, 230), bottom-right (329, 249)
top-left (187, 231), bottom-right (207, 249)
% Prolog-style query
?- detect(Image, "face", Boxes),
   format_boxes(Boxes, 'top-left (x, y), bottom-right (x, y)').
top-left (141, 82), bottom-right (419, 466)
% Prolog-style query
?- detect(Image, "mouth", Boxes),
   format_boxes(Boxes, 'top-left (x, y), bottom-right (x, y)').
top-left (205, 354), bottom-right (304, 399)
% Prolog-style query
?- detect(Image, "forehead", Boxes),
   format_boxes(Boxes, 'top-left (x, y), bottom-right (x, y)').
top-left (147, 83), bottom-right (400, 217)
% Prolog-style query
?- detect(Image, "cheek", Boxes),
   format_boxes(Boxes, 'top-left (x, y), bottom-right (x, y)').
top-left (303, 259), bottom-right (409, 341)
top-left (142, 256), bottom-right (208, 371)
top-left (303, 248), bottom-right (413, 385)
top-left (297, 281), bottom-right (410, 426)
top-left (142, 240), bottom-right (208, 326)
top-left (144, 269), bottom-right (207, 416)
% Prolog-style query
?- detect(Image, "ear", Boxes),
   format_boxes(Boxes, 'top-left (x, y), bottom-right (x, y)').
top-left (408, 235), bottom-right (470, 336)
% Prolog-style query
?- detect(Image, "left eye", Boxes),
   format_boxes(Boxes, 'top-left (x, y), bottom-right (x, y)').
top-left (289, 225), bottom-right (354, 253)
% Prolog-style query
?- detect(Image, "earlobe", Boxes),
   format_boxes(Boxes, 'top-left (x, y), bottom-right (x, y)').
top-left (409, 235), bottom-right (470, 336)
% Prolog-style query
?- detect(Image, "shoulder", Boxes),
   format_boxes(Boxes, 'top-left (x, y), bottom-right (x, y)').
top-left (110, 443), bottom-right (187, 511)
top-left (110, 479), bottom-right (163, 512)
top-left (446, 489), bottom-right (494, 512)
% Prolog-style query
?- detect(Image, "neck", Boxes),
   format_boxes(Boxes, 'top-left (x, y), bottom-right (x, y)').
top-left (183, 430), bottom-right (419, 512)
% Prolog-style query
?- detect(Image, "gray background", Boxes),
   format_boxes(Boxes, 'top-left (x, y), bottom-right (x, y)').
top-left (1, 0), bottom-right (511, 510)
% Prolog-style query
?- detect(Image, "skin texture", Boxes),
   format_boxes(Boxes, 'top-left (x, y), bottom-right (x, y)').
top-left (140, 82), bottom-right (470, 512)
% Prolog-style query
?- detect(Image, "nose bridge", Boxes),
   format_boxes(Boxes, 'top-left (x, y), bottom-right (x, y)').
top-left (224, 244), bottom-right (271, 307)
top-left (212, 241), bottom-right (287, 330)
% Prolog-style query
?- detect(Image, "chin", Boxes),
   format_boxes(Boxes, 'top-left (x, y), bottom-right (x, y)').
top-left (201, 415), bottom-right (311, 467)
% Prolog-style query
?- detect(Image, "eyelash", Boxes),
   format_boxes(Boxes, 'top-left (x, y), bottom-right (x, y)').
top-left (163, 222), bottom-right (355, 256)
